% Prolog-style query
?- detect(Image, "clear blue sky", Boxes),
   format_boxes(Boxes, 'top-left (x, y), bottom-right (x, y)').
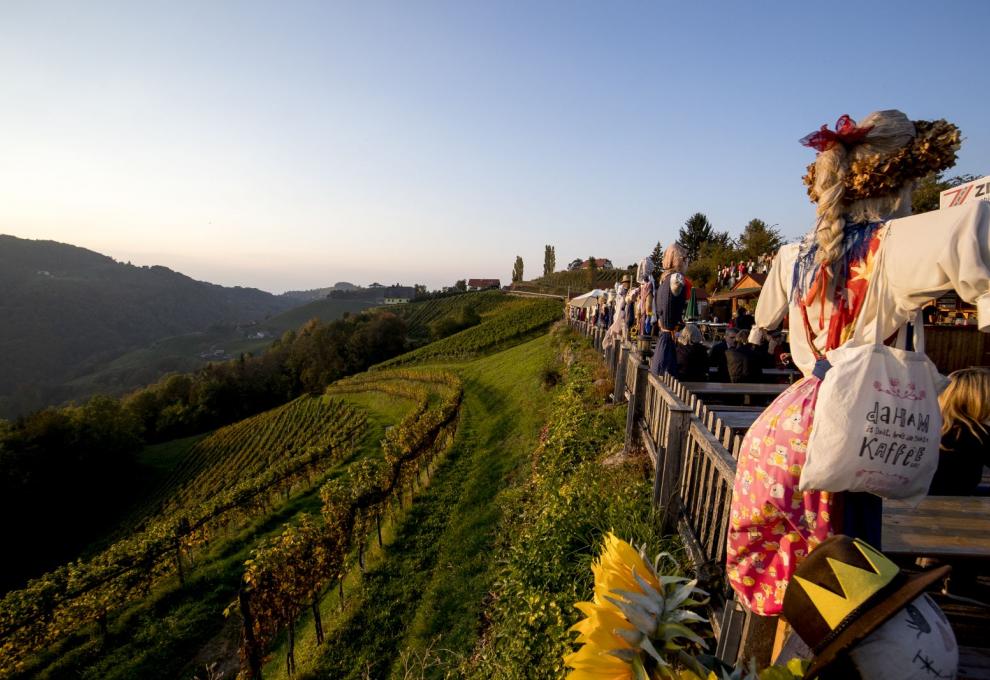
top-left (2, 1), bottom-right (987, 292)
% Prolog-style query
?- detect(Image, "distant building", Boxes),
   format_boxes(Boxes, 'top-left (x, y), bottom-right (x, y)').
top-left (467, 278), bottom-right (500, 290)
top-left (369, 282), bottom-right (385, 288)
top-left (381, 285), bottom-right (416, 304)
top-left (579, 258), bottom-right (614, 270)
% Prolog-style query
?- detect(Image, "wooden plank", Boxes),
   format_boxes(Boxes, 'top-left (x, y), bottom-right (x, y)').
top-left (689, 420), bottom-right (738, 482)
top-left (682, 382), bottom-right (788, 396)
top-left (883, 497), bottom-right (990, 558)
top-left (639, 422), bottom-right (658, 468)
top-left (886, 497), bottom-right (990, 514)
top-left (659, 410), bottom-right (689, 530)
top-left (711, 411), bottom-right (760, 430)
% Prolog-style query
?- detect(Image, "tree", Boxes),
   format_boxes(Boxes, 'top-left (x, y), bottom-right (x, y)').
top-left (737, 219), bottom-right (784, 261)
top-left (543, 245), bottom-right (556, 277)
top-left (650, 241), bottom-right (663, 274)
top-left (687, 236), bottom-right (737, 292)
top-left (511, 256), bottom-right (524, 283)
top-left (678, 213), bottom-right (715, 261)
top-left (912, 172), bottom-right (979, 214)
top-left (413, 284), bottom-right (427, 299)
top-left (454, 279), bottom-right (467, 292)
top-left (586, 255), bottom-right (597, 287)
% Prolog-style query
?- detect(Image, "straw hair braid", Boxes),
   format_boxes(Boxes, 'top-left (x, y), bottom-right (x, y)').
top-left (811, 110), bottom-right (917, 267)
top-left (813, 144), bottom-right (849, 267)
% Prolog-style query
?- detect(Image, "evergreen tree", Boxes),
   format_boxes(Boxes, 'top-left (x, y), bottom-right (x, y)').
top-left (544, 245), bottom-right (556, 276)
top-left (650, 241), bottom-right (663, 274)
top-left (678, 213), bottom-right (715, 261)
top-left (512, 256), bottom-right (524, 283)
top-left (737, 219), bottom-right (784, 260)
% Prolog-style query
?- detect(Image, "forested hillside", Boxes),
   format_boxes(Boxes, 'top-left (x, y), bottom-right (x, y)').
top-left (0, 235), bottom-right (301, 418)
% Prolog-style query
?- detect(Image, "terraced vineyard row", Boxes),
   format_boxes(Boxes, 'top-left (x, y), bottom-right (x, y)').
top-left (0, 397), bottom-right (368, 678)
top-left (239, 369), bottom-right (464, 677)
top-left (376, 297), bottom-right (562, 368)
top-left (156, 396), bottom-right (364, 515)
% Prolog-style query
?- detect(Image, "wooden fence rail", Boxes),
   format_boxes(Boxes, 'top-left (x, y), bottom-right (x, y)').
top-left (567, 319), bottom-right (777, 665)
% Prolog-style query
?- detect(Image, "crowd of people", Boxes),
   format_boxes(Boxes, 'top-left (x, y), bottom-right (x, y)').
top-left (714, 253), bottom-right (774, 290)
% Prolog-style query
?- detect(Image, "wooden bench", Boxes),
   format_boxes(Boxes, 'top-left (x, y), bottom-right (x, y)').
top-left (681, 381), bottom-right (787, 406)
top-left (883, 496), bottom-right (990, 559)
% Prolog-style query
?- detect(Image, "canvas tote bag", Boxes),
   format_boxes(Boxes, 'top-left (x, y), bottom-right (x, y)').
top-left (800, 248), bottom-right (943, 504)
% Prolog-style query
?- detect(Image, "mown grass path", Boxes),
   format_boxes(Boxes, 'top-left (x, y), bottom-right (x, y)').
top-left (295, 335), bottom-right (553, 680)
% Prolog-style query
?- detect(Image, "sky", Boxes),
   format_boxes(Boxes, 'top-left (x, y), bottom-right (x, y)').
top-left (1, 1), bottom-right (988, 293)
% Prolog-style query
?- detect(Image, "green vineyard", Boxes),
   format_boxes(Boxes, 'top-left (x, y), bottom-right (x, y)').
top-left (376, 297), bottom-right (562, 368)
top-left (240, 369), bottom-right (464, 677)
top-left (154, 396), bottom-right (366, 516)
top-left (0, 397), bottom-right (369, 678)
top-left (373, 290), bottom-right (525, 341)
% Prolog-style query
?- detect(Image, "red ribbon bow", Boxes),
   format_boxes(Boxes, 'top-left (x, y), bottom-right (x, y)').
top-left (799, 114), bottom-right (874, 152)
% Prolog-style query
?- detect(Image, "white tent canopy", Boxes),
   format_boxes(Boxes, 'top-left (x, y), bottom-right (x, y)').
top-left (569, 289), bottom-right (605, 309)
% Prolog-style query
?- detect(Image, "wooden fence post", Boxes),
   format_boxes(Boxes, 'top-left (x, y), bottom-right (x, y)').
top-left (239, 589), bottom-right (264, 680)
top-left (624, 354), bottom-right (646, 455)
top-left (655, 407), bottom-right (690, 528)
top-left (613, 344), bottom-right (628, 403)
top-left (736, 612), bottom-right (778, 668)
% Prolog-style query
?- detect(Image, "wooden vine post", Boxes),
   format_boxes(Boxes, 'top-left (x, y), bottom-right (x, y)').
top-left (238, 589), bottom-right (264, 680)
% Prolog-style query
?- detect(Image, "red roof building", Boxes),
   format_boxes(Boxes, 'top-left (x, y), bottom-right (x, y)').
top-left (467, 278), bottom-right (501, 290)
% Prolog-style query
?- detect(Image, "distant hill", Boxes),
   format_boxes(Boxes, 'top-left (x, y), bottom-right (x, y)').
top-left (56, 296), bottom-right (377, 407)
top-left (0, 235), bottom-right (303, 417)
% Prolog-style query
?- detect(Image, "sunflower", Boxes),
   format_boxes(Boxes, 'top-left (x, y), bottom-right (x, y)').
top-left (565, 533), bottom-right (711, 680)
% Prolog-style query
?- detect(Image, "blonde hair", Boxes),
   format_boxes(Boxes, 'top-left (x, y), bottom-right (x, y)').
top-left (939, 368), bottom-right (990, 439)
top-left (678, 323), bottom-right (703, 346)
top-left (812, 110), bottom-right (916, 267)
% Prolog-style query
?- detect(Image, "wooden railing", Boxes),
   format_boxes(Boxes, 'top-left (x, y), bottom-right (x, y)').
top-left (567, 319), bottom-right (777, 665)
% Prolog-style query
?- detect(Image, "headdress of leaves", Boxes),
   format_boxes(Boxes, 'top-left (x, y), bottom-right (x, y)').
top-left (801, 118), bottom-right (961, 204)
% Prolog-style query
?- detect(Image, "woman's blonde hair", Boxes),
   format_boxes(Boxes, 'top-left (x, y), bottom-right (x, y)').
top-left (678, 323), bottom-right (704, 346)
top-left (939, 367), bottom-right (990, 438)
top-left (812, 110), bottom-right (916, 267)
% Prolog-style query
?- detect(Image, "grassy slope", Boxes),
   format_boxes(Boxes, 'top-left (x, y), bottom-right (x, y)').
top-left (293, 334), bottom-right (554, 680)
top-left (20, 391), bottom-right (416, 680)
top-left (371, 290), bottom-right (523, 343)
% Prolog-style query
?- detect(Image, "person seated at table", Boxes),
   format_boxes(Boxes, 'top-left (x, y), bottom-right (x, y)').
top-left (675, 323), bottom-right (709, 381)
top-left (929, 368), bottom-right (990, 496)
top-left (708, 328), bottom-right (736, 381)
top-left (767, 330), bottom-right (789, 366)
top-left (734, 305), bottom-right (755, 331)
top-left (726, 339), bottom-right (756, 383)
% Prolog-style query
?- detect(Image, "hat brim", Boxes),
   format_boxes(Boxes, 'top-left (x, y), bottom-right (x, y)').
top-left (804, 565), bottom-right (950, 679)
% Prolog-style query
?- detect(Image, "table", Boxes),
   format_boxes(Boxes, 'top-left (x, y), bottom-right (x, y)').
top-left (681, 382), bottom-right (787, 405)
top-left (883, 496), bottom-right (990, 559)
top-left (682, 382), bottom-right (787, 396)
top-left (762, 368), bottom-right (799, 383)
top-left (711, 410), bottom-right (761, 431)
